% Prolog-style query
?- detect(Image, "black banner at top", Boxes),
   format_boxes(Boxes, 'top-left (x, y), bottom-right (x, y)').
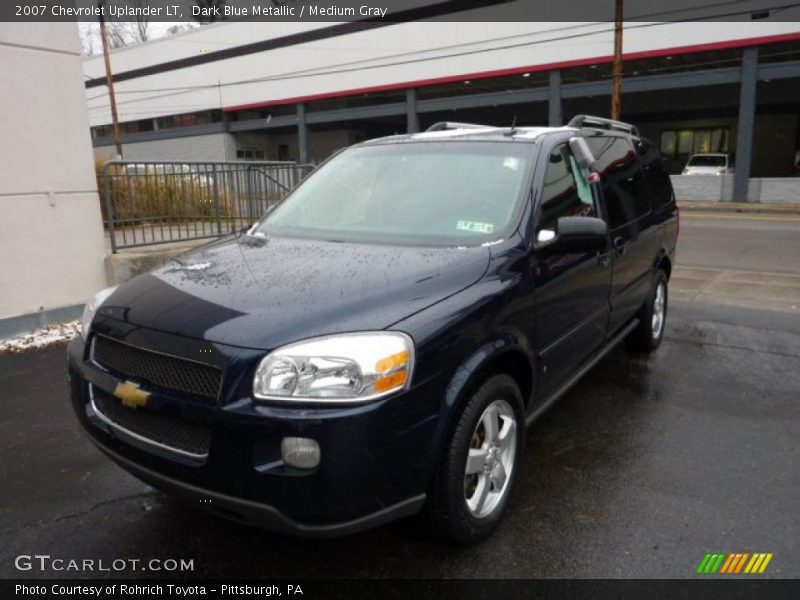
top-left (2, 0), bottom-right (800, 22)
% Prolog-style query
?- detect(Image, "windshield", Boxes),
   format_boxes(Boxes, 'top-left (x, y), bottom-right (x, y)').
top-left (255, 142), bottom-right (532, 246)
top-left (688, 155), bottom-right (727, 167)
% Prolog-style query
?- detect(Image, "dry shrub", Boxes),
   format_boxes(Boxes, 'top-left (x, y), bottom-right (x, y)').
top-left (97, 162), bottom-right (238, 227)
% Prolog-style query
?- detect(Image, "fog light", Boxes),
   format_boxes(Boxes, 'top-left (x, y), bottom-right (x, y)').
top-left (281, 437), bottom-right (320, 469)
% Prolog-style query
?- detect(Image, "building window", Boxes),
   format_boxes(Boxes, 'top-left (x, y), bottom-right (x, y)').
top-left (92, 124), bottom-right (114, 139)
top-left (236, 148), bottom-right (265, 160)
top-left (660, 127), bottom-right (729, 159)
top-left (277, 144), bottom-right (290, 161)
top-left (155, 110), bottom-right (222, 131)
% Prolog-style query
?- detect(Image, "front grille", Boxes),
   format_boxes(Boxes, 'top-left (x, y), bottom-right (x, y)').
top-left (92, 386), bottom-right (212, 456)
top-left (92, 334), bottom-right (221, 401)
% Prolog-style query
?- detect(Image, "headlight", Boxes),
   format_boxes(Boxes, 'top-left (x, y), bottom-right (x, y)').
top-left (80, 285), bottom-right (118, 339)
top-left (253, 332), bottom-right (414, 403)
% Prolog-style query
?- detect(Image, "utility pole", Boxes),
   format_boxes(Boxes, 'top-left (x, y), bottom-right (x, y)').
top-left (98, 0), bottom-right (123, 158)
top-left (611, 0), bottom-right (624, 121)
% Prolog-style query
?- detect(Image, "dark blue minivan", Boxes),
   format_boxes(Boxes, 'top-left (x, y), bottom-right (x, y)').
top-left (68, 116), bottom-right (678, 543)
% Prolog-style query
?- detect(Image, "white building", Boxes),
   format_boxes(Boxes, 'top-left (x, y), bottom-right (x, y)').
top-left (0, 23), bottom-right (107, 337)
top-left (83, 15), bottom-right (800, 200)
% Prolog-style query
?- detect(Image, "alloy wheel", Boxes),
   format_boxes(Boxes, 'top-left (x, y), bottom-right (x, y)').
top-left (651, 281), bottom-right (666, 340)
top-left (463, 399), bottom-right (517, 519)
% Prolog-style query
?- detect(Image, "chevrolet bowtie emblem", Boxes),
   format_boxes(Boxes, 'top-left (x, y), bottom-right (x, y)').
top-left (113, 380), bottom-right (150, 409)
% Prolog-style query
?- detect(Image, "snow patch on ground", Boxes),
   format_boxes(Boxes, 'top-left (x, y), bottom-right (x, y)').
top-left (0, 320), bottom-right (80, 354)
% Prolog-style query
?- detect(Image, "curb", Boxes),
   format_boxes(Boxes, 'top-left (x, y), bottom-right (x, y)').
top-left (677, 201), bottom-right (800, 215)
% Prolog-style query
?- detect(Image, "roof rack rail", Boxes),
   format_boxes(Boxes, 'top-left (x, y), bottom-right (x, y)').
top-left (567, 115), bottom-right (639, 136)
top-left (425, 121), bottom-right (495, 132)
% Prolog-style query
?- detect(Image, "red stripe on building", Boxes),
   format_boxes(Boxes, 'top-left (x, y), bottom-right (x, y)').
top-left (223, 31), bottom-right (800, 113)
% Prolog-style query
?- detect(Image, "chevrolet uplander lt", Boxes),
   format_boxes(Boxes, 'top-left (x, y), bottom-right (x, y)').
top-left (69, 116), bottom-right (678, 543)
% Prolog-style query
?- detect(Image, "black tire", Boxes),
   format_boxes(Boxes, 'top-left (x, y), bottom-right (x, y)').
top-left (426, 373), bottom-right (525, 544)
top-left (625, 269), bottom-right (668, 353)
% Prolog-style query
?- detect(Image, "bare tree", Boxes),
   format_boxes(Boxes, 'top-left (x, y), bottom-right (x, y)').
top-left (166, 22), bottom-right (200, 36)
top-left (127, 0), bottom-right (150, 43)
top-left (78, 22), bottom-right (99, 56)
top-left (106, 22), bottom-right (133, 49)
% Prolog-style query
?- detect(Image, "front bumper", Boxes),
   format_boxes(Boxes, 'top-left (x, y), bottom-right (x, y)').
top-left (68, 332), bottom-right (443, 536)
top-left (89, 437), bottom-right (424, 537)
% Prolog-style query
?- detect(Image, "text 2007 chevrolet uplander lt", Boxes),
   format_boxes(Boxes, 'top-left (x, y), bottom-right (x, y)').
top-left (69, 116), bottom-right (678, 543)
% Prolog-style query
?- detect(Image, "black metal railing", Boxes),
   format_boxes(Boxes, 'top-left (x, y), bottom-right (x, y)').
top-left (101, 160), bottom-right (314, 252)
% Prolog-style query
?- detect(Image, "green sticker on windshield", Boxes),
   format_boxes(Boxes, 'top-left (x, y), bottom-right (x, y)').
top-left (456, 220), bottom-right (494, 234)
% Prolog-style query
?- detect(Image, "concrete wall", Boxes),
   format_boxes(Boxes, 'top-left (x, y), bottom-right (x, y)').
top-left (94, 132), bottom-right (236, 162)
top-left (94, 129), bottom-right (358, 165)
top-left (671, 175), bottom-right (800, 203)
top-left (0, 24), bottom-right (107, 331)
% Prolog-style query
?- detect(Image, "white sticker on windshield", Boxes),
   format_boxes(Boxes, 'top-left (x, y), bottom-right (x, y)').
top-left (503, 157), bottom-right (520, 171)
top-left (457, 220), bottom-right (495, 234)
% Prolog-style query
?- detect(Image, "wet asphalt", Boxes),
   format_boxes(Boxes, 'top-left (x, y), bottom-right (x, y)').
top-left (679, 213), bottom-right (800, 275)
top-left (1, 299), bottom-right (798, 579)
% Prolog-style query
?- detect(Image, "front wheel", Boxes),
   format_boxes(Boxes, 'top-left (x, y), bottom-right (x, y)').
top-left (426, 374), bottom-right (525, 544)
top-left (626, 269), bottom-right (668, 353)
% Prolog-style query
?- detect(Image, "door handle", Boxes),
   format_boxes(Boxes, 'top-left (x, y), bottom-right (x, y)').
top-left (612, 236), bottom-right (627, 257)
top-left (597, 252), bottom-right (611, 267)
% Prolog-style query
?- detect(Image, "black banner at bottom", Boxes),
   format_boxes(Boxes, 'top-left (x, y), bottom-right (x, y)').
top-left (4, 579), bottom-right (800, 600)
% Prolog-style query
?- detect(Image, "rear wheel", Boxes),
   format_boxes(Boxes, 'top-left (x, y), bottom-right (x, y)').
top-left (626, 269), bottom-right (668, 353)
top-left (426, 374), bottom-right (524, 544)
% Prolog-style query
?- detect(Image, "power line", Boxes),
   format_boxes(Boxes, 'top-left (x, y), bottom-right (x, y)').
top-left (89, 1), bottom-right (787, 102)
top-left (85, 1), bottom-right (800, 104)
top-left (85, 21), bottom-right (605, 102)
top-left (86, 0), bottom-right (795, 99)
top-left (87, 21), bottom-right (664, 111)
top-left (86, 2), bottom-right (800, 108)
top-left (86, 3), bottom-right (800, 117)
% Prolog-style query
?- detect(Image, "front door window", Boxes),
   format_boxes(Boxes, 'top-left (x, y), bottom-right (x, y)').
top-left (538, 144), bottom-right (598, 237)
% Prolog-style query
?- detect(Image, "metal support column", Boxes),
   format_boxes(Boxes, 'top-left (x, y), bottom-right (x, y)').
top-left (297, 103), bottom-right (309, 164)
top-left (734, 47), bottom-right (758, 203)
top-left (406, 88), bottom-right (420, 133)
top-left (548, 70), bottom-right (563, 127)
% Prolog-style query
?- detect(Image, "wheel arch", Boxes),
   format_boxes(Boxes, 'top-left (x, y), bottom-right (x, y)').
top-left (444, 336), bottom-right (535, 412)
top-left (652, 242), bottom-right (673, 280)
top-left (428, 333), bottom-right (535, 469)
top-left (657, 253), bottom-right (672, 280)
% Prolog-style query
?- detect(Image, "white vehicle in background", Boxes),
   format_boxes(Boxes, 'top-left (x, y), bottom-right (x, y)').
top-left (682, 153), bottom-right (735, 175)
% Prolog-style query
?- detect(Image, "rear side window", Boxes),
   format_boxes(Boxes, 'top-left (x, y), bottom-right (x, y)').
top-left (587, 136), bottom-right (650, 229)
top-left (537, 144), bottom-right (597, 233)
top-left (636, 138), bottom-right (675, 210)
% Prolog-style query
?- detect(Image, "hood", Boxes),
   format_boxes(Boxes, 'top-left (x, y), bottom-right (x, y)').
top-left (101, 234), bottom-right (489, 349)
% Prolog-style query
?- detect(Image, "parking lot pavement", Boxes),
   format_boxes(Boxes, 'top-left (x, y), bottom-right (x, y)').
top-left (679, 212), bottom-right (800, 276)
top-left (1, 299), bottom-right (798, 579)
top-left (671, 266), bottom-right (800, 313)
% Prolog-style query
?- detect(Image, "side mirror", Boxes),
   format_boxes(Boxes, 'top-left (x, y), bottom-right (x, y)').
top-left (536, 216), bottom-right (608, 254)
top-left (568, 137), bottom-right (597, 172)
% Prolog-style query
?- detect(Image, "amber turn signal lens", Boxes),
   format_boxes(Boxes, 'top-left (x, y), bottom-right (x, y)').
top-left (373, 370), bottom-right (407, 393)
top-left (375, 351), bottom-right (409, 373)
